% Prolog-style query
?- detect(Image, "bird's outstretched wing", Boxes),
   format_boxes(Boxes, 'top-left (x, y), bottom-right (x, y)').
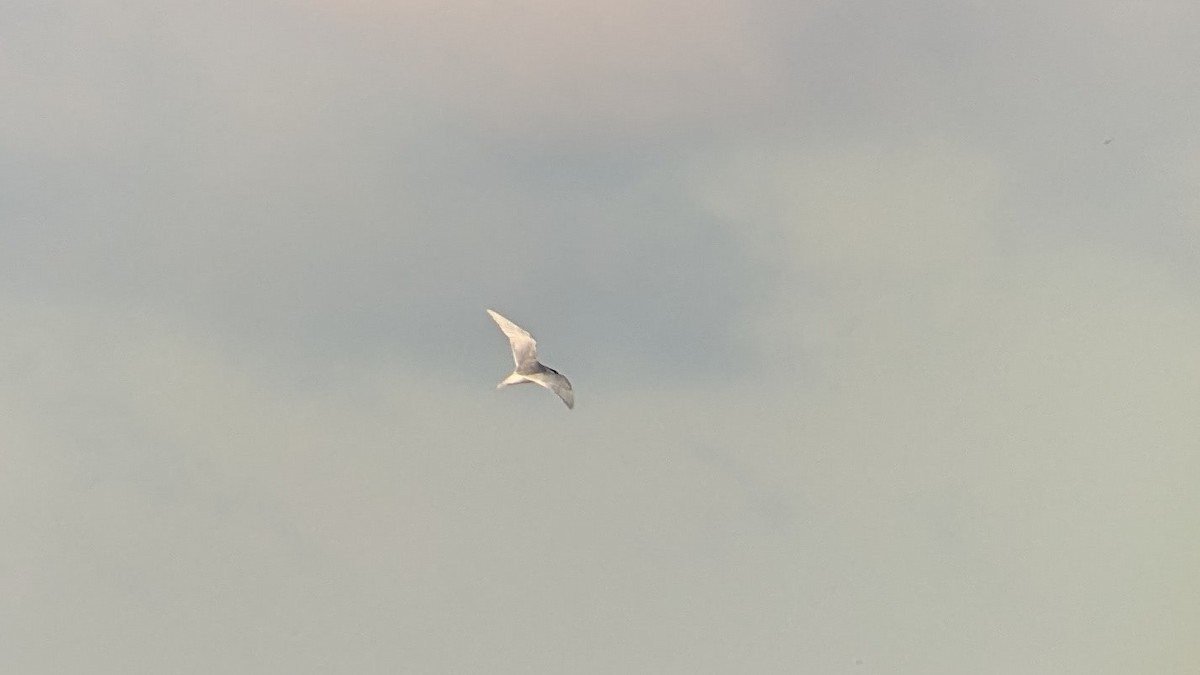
top-left (527, 369), bottom-right (574, 409)
top-left (487, 309), bottom-right (538, 367)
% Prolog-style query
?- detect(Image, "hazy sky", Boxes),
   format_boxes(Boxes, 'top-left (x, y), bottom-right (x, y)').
top-left (3, 1), bottom-right (1199, 673)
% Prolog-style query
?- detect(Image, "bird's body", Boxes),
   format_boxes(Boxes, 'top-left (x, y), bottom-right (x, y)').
top-left (487, 309), bottom-right (574, 409)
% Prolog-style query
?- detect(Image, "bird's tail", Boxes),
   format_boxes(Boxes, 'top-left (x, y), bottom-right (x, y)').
top-left (497, 372), bottom-right (527, 388)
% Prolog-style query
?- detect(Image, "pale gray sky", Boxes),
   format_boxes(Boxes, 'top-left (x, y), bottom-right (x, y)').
top-left (3, 1), bottom-right (1199, 673)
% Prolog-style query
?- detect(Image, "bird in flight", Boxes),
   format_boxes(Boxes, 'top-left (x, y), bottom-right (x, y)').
top-left (487, 309), bottom-right (575, 409)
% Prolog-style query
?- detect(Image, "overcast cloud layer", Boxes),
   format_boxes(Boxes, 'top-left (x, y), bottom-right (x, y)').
top-left (3, 1), bottom-right (1199, 673)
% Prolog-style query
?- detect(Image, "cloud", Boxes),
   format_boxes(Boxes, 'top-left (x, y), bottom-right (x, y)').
top-left (296, 0), bottom-right (787, 142)
top-left (1, 0), bottom-right (775, 380)
top-left (691, 138), bottom-right (1001, 274)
